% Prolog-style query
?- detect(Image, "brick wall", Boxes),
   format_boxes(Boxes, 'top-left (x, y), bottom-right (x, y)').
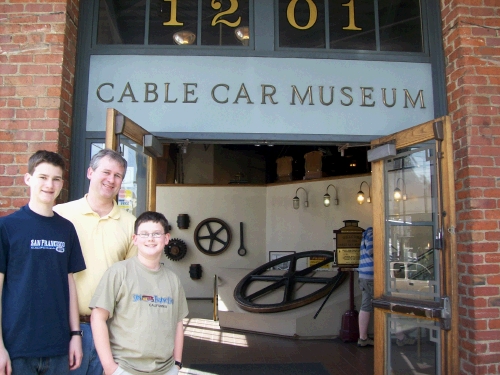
top-left (0, 0), bottom-right (79, 216)
top-left (441, 0), bottom-right (500, 373)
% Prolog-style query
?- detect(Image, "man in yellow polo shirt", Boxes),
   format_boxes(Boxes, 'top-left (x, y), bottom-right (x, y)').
top-left (54, 149), bottom-right (137, 375)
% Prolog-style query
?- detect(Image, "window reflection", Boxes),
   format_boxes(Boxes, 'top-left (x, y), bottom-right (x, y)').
top-left (379, 0), bottom-right (423, 52)
top-left (278, 0), bottom-right (325, 49)
top-left (97, 0), bottom-right (145, 44)
top-left (329, 0), bottom-right (375, 50)
top-left (149, 0), bottom-right (197, 45)
top-left (96, 0), bottom-right (423, 53)
top-left (201, 1), bottom-right (250, 46)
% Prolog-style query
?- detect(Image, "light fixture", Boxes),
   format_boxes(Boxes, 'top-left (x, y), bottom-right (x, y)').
top-left (178, 139), bottom-right (189, 154)
top-left (356, 181), bottom-right (371, 204)
top-left (235, 26), bottom-right (249, 46)
top-left (323, 184), bottom-right (339, 207)
top-left (173, 31), bottom-right (196, 45)
top-left (394, 178), bottom-right (407, 202)
top-left (293, 187), bottom-right (308, 209)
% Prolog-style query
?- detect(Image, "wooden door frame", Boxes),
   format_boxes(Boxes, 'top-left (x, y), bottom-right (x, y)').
top-left (371, 116), bottom-right (458, 375)
top-left (105, 108), bottom-right (157, 212)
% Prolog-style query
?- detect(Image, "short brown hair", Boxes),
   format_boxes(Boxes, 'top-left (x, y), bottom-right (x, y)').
top-left (135, 211), bottom-right (170, 234)
top-left (89, 149), bottom-right (127, 178)
top-left (28, 150), bottom-right (65, 175)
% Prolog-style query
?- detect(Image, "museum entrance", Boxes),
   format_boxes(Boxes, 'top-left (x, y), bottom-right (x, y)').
top-left (102, 109), bottom-right (456, 375)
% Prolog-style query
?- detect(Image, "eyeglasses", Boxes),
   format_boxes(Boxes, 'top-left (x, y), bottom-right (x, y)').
top-left (136, 232), bottom-right (165, 239)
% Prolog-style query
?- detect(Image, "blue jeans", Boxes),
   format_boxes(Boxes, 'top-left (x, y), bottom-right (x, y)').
top-left (12, 355), bottom-right (69, 375)
top-left (70, 323), bottom-right (103, 375)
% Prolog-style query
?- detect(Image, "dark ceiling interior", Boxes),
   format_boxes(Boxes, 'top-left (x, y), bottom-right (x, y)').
top-left (228, 144), bottom-right (371, 183)
top-left (166, 142), bottom-right (371, 184)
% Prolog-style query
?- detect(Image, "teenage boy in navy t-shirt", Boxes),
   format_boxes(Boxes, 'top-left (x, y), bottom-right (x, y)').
top-left (0, 150), bottom-right (86, 375)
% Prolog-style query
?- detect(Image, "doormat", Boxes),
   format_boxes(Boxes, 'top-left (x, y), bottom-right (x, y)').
top-left (186, 362), bottom-right (330, 375)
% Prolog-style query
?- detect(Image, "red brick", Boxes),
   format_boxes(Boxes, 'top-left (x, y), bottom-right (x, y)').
top-left (469, 286), bottom-right (500, 297)
top-left (462, 340), bottom-right (488, 354)
top-left (485, 209), bottom-right (500, 218)
top-left (16, 109), bottom-right (47, 119)
top-left (465, 220), bottom-right (498, 231)
top-left (462, 296), bottom-right (488, 307)
top-left (469, 353), bottom-right (500, 366)
top-left (0, 109), bottom-right (15, 118)
top-left (2, 120), bottom-right (29, 130)
top-left (22, 98), bottom-right (37, 107)
top-left (485, 253), bottom-right (500, 263)
top-left (13, 131), bottom-right (44, 141)
top-left (38, 97), bottom-right (61, 108)
top-left (469, 308), bottom-right (500, 319)
top-left (0, 87), bottom-right (16, 97)
top-left (19, 65), bottom-right (49, 75)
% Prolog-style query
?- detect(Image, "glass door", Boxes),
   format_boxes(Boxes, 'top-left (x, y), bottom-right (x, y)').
top-left (105, 108), bottom-right (161, 215)
top-left (370, 117), bottom-right (458, 375)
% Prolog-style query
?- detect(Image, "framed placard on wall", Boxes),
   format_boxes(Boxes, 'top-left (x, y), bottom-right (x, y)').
top-left (269, 251), bottom-right (295, 270)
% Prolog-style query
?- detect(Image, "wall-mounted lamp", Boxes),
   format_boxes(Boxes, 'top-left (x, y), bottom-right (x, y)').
top-left (356, 181), bottom-right (371, 204)
top-left (173, 31), bottom-right (196, 45)
top-left (394, 178), bottom-right (407, 202)
top-left (293, 187), bottom-right (309, 209)
top-left (323, 184), bottom-right (339, 207)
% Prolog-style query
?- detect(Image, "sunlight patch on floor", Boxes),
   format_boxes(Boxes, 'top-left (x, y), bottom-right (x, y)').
top-left (183, 318), bottom-right (249, 348)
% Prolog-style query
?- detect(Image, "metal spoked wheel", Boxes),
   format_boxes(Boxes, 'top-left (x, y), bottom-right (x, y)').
top-left (234, 250), bottom-right (346, 313)
top-left (194, 218), bottom-right (232, 256)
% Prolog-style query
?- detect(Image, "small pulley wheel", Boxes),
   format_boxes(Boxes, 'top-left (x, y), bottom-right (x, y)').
top-left (194, 218), bottom-right (232, 256)
top-left (164, 238), bottom-right (188, 261)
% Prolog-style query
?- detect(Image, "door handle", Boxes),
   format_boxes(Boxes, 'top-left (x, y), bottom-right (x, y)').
top-left (373, 296), bottom-right (451, 330)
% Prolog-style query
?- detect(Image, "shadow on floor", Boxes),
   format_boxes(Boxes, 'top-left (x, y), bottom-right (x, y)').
top-left (182, 318), bottom-right (374, 375)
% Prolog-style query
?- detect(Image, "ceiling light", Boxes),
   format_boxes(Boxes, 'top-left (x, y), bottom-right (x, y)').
top-left (173, 31), bottom-right (196, 45)
top-left (235, 26), bottom-right (249, 46)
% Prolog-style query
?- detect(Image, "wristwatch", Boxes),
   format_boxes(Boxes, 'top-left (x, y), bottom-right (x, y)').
top-left (175, 361), bottom-right (183, 369)
top-left (70, 330), bottom-right (84, 337)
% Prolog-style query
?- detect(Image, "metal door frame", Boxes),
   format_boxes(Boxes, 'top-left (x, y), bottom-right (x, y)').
top-left (105, 108), bottom-right (158, 212)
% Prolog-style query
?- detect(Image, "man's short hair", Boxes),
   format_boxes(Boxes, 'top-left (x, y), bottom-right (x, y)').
top-left (89, 149), bottom-right (128, 178)
top-left (134, 211), bottom-right (170, 234)
top-left (28, 150), bottom-right (65, 175)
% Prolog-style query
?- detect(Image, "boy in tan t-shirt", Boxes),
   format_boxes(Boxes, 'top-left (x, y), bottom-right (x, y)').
top-left (90, 211), bottom-right (188, 375)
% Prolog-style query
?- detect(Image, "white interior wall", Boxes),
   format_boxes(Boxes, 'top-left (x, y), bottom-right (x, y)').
top-left (156, 175), bottom-right (373, 299)
top-left (265, 175), bottom-right (373, 255)
top-left (156, 185), bottom-right (267, 298)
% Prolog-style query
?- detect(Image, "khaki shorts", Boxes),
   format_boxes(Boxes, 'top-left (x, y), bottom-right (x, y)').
top-left (358, 278), bottom-right (374, 312)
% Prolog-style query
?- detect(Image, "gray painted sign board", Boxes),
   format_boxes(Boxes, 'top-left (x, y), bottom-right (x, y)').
top-left (86, 55), bottom-right (434, 140)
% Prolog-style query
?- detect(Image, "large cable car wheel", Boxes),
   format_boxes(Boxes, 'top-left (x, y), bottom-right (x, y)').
top-left (234, 250), bottom-right (346, 313)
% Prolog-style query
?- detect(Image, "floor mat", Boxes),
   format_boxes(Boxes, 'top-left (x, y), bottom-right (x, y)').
top-left (186, 362), bottom-right (330, 375)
